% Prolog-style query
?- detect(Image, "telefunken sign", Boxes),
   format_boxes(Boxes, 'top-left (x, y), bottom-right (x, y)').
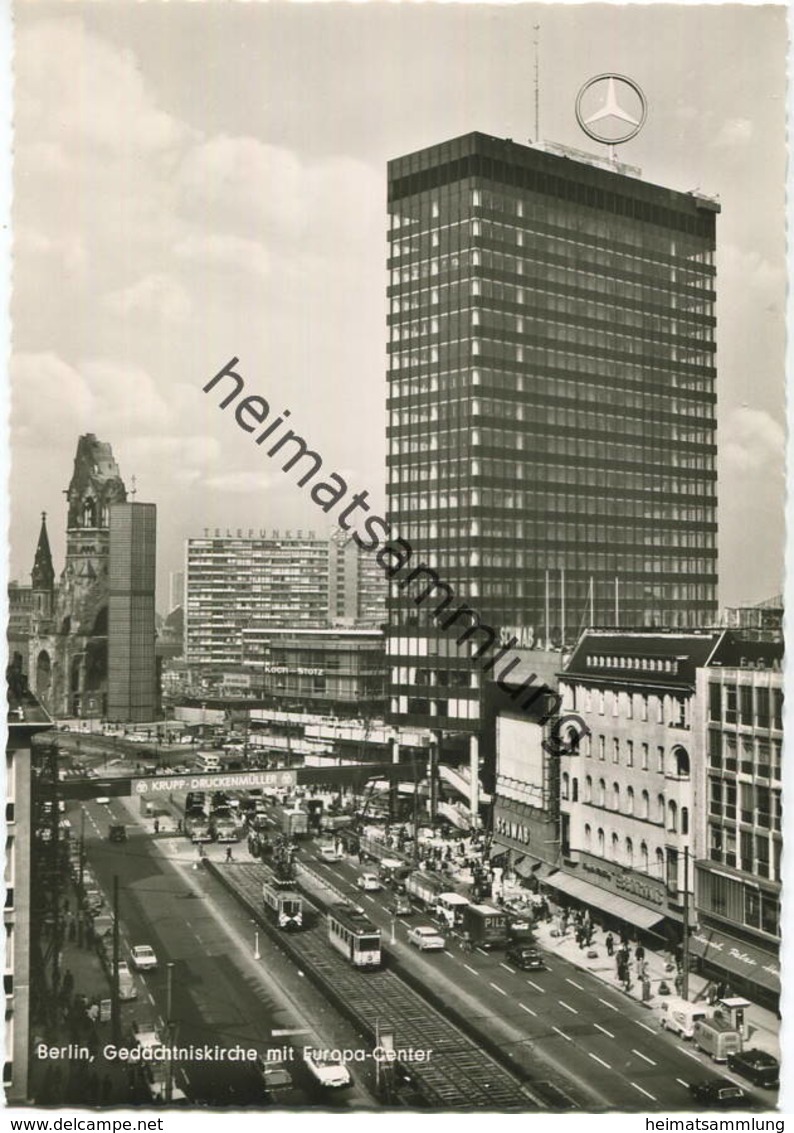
top-left (133, 770), bottom-right (296, 795)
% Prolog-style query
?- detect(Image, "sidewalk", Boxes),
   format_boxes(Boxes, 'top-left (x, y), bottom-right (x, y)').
top-left (529, 914), bottom-right (780, 1059)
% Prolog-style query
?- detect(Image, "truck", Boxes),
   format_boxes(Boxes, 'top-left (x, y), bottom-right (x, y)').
top-left (436, 892), bottom-right (471, 928)
top-left (692, 1017), bottom-right (742, 1063)
top-left (461, 903), bottom-right (508, 950)
top-left (405, 870), bottom-right (447, 908)
top-left (281, 808), bottom-right (309, 839)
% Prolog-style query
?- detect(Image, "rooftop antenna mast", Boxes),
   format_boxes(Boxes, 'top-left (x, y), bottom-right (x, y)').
top-left (533, 23), bottom-right (541, 144)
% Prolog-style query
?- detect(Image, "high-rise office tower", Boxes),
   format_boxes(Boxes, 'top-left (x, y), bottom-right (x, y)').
top-left (107, 502), bottom-right (157, 722)
top-left (386, 133), bottom-right (719, 733)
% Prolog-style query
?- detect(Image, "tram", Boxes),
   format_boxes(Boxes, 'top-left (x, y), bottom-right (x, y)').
top-left (327, 902), bottom-right (382, 969)
top-left (261, 864), bottom-right (303, 931)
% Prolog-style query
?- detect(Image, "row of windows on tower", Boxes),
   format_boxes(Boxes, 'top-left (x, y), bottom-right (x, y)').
top-left (392, 186), bottom-right (715, 262)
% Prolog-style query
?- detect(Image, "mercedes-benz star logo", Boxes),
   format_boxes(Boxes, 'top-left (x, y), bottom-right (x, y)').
top-left (575, 74), bottom-right (648, 146)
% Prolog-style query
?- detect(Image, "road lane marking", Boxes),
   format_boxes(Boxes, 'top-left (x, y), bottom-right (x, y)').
top-left (632, 1049), bottom-right (657, 1066)
top-left (588, 1052), bottom-right (611, 1069)
top-left (634, 1020), bottom-right (656, 1035)
top-left (683, 1049), bottom-right (703, 1062)
top-left (490, 982), bottom-right (507, 996)
top-left (500, 963), bottom-right (516, 974)
top-left (559, 1000), bottom-right (578, 1014)
top-left (597, 997), bottom-right (619, 1012)
top-left (444, 950), bottom-right (454, 958)
top-left (631, 1082), bottom-right (657, 1102)
top-left (364, 895), bottom-right (376, 903)
top-left (527, 980), bottom-right (545, 993)
top-left (464, 963), bottom-right (479, 976)
top-left (565, 978), bottom-right (584, 990)
top-left (519, 1003), bottom-right (537, 1017)
top-left (552, 1026), bottom-right (572, 1042)
top-left (476, 947), bottom-right (489, 956)
top-left (399, 919), bottom-right (410, 927)
top-left (676, 1078), bottom-right (689, 1088)
top-left (593, 1023), bottom-right (615, 1039)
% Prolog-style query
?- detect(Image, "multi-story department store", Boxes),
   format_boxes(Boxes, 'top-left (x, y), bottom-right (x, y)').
top-left (386, 132), bottom-right (720, 734)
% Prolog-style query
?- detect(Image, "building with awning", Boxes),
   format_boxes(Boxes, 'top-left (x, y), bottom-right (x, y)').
top-left (542, 867), bottom-right (666, 933)
top-left (689, 925), bottom-right (779, 1001)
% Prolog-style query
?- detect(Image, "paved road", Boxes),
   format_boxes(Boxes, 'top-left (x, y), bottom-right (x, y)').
top-left (304, 848), bottom-right (776, 1113)
top-left (72, 796), bottom-right (379, 1108)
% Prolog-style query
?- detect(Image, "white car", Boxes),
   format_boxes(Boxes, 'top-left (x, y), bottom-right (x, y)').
top-left (130, 945), bottom-right (158, 971)
top-left (356, 872), bottom-right (383, 892)
top-left (318, 843), bottom-right (343, 863)
top-left (116, 961), bottom-right (138, 1001)
top-left (408, 925), bottom-right (446, 951)
top-left (304, 1050), bottom-right (352, 1089)
top-left (132, 1020), bottom-right (161, 1052)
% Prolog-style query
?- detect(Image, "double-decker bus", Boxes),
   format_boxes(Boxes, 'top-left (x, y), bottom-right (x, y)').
top-left (261, 865), bottom-right (303, 931)
top-left (326, 903), bottom-right (381, 969)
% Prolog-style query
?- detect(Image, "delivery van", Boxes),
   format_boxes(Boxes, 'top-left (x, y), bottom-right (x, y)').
top-left (692, 1017), bottom-right (742, 1063)
top-left (659, 997), bottom-right (708, 1040)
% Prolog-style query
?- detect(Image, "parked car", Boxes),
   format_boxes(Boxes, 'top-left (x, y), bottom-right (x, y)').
top-left (131, 1019), bottom-right (161, 1052)
top-left (256, 1054), bottom-right (294, 1093)
top-left (130, 945), bottom-right (158, 971)
top-left (356, 872), bottom-right (383, 892)
top-left (688, 1077), bottom-right (747, 1108)
top-left (726, 1049), bottom-right (780, 1089)
top-left (116, 961), bottom-right (138, 1001)
top-left (408, 925), bottom-right (446, 951)
top-left (505, 941), bottom-right (544, 970)
top-left (304, 1050), bottom-right (351, 1088)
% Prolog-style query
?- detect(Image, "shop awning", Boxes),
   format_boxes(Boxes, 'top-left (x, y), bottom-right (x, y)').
top-left (514, 857), bottom-right (540, 879)
top-left (542, 870), bottom-right (665, 931)
top-left (689, 926), bottom-right (780, 995)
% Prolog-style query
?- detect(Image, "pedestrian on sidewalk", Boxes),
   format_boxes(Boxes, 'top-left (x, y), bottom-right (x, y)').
top-left (606, 932), bottom-right (614, 956)
top-left (154, 817), bottom-right (160, 834)
top-left (635, 943), bottom-right (645, 965)
top-left (226, 846), bottom-right (233, 862)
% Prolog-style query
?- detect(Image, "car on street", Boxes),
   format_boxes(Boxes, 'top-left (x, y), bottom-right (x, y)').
top-left (505, 941), bottom-right (544, 970)
top-left (318, 843), bottom-right (343, 863)
top-left (408, 925), bottom-right (446, 951)
top-left (255, 1054), bottom-right (294, 1093)
top-left (387, 896), bottom-right (413, 917)
top-left (108, 824), bottom-right (127, 843)
top-left (130, 945), bottom-right (158, 971)
top-left (116, 961), bottom-right (138, 1001)
top-left (726, 1049), bottom-right (780, 1089)
top-left (132, 1019), bottom-right (162, 1052)
top-left (688, 1077), bottom-right (748, 1108)
top-left (356, 872), bottom-right (383, 892)
top-left (303, 1050), bottom-right (352, 1089)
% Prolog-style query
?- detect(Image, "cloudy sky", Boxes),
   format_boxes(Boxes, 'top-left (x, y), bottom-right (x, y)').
top-left (9, 1), bottom-right (786, 610)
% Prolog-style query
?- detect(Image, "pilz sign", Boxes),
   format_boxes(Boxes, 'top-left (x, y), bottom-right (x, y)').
top-left (133, 770), bottom-right (297, 794)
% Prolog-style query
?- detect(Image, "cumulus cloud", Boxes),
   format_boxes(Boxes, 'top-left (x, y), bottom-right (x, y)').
top-left (713, 117), bottom-right (754, 148)
top-left (175, 233), bottom-right (270, 279)
top-left (203, 471), bottom-right (273, 493)
top-left (16, 19), bottom-right (190, 157)
top-left (720, 407), bottom-right (785, 474)
top-left (104, 273), bottom-right (192, 323)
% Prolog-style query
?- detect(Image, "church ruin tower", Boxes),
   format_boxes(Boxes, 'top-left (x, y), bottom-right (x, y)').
top-left (30, 434), bottom-right (128, 716)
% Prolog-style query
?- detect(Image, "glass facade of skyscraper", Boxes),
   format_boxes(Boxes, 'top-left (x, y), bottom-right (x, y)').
top-left (386, 133), bottom-right (719, 732)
